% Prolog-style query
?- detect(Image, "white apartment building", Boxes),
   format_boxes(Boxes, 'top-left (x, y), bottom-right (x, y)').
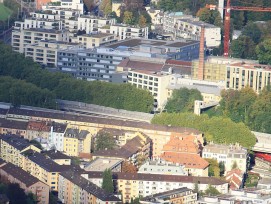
top-left (78, 15), bottom-right (116, 34)
top-left (101, 24), bottom-right (149, 40)
top-left (48, 123), bottom-right (67, 152)
top-left (12, 28), bottom-right (70, 53)
top-left (175, 18), bottom-right (221, 47)
top-left (25, 40), bottom-right (81, 67)
top-left (128, 69), bottom-right (171, 111)
top-left (138, 159), bottom-right (188, 176)
top-left (43, 0), bottom-right (84, 14)
top-left (226, 62), bottom-right (271, 93)
top-left (202, 143), bottom-right (248, 173)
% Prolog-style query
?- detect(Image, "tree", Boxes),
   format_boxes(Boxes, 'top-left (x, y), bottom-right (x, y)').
top-left (232, 161), bottom-right (238, 170)
top-left (193, 182), bottom-right (199, 194)
top-left (7, 183), bottom-right (28, 204)
top-left (219, 162), bottom-right (225, 176)
top-left (242, 22), bottom-right (262, 44)
top-left (230, 36), bottom-right (257, 59)
top-left (102, 169), bottom-right (114, 193)
top-left (100, 0), bottom-right (112, 16)
top-left (204, 185), bottom-right (221, 196)
top-left (165, 88), bottom-right (202, 113)
top-left (205, 158), bottom-right (219, 177)
top-left (256, 38), bottom-right (271, 64)
top-left (95, 132), bottom-right (116, 151)
top-left (83, 0), bottom-right (95, 12)
top-left (196, 8), bottom-right (222, 27)
top-left (138, 15), bottom-right (147, 27)
top-left (122, 161), bottom-right (137, 173)
top-left (123, 11), bottom-right (134, 25)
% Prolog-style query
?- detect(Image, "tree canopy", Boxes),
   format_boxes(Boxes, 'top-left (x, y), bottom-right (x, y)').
top-left (94, 132), bottom-right (116, 151)
top-left (151, 112), bottom-right (256, 148)
top-left (0, 42), bottom-right (153, 112)
top-left (102, 169), bottom-right (114, 193)
top-left (165, 88), bottom-right (202, 113)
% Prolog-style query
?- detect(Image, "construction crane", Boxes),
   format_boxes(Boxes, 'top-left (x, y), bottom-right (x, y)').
top-left (223, 0), bottom-right (271, 57)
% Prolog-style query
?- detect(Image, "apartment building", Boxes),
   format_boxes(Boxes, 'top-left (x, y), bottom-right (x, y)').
top-left (160, 135), bottom-right (209, 177)
top-left (25, 40), bottom-right (81, 67)
top-left (72, 33), bottom-right (117, 49)
top-left (0, 118), bottom-right (28, 137)
top-left (3, 106), bottom-right (203, 157)
top-left (42, 149), bottom-right (72, 165)
top-left (141, 187), bottom-right (197, 204)
top-left (43, 0), bottom-right (84, 14)
top-left (162, 12), bottom-right (192, 34)
top-left (12, 28), bottom-right (69, 53)
top-left (22, 150), bottom-right (70, 191)
top-left (63, 128), bottom-right (91, 156)
top-left (202, 143), bottom-right (248, 173)
top-left (226, 62), bottom-right (271, 93)
top-left (0, 134), bottom-right (41, 167)
top-left (175, 18), bottom-right (221, 47)
top-left (93, 134), bottom-right (151, 167)
top-left (99, 24), bottom-right (149, 40)
top-left (138, 159), bottom-right (187, 176)
top-left (58, 171), bottom-right (121, 204)
top-left (191, 57), bottom-right (258, 82)
top-left (26, 121), bottom-right (51, 141)
top-left (78, 15), bottom-right (116, 34)
top-left (0, 162), bottom-right (49, 204)
top-left (120, 57), bottom-right (192, 110)
top-left (87, 172), bottom-right (228, 203)
top-left (48, 122), bottom-right (67, 152)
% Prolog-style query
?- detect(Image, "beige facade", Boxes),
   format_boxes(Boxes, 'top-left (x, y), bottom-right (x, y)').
top-left (72, 33), bottom-right (117, 49)
top-left (12, 28), bottom-right (69, 53)
top-left (112, 2), bottom-right (121, 17)
top-left (0, 163), bottom-right (49, 204)
top-left (226, 63), bottom-right (271, 93)
top-left (25, 40), bottom-right (80, 67)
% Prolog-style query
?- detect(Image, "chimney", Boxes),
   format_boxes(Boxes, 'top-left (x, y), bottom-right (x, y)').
top-left (198, 26), bottom-right (205, 80)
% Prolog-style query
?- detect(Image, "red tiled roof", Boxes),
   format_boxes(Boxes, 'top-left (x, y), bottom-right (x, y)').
top-left (160, 152), bottom-right (209, 169)
top-left (255, 153), bottom-right (271, 163)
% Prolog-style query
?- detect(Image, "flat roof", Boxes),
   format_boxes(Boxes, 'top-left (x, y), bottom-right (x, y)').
top-left (85, 158), bottom-right (123, 172)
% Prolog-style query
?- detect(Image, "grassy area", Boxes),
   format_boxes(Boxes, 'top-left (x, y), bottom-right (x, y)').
top-left (0, 3), bottom-right (13, 21)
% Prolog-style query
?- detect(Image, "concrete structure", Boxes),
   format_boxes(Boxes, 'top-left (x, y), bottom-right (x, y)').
top-left (25, 40), bottom-right (81, 67)
top-left (58, 171), bottom-right (121, 204)
top-left (12, 28), bottom-right (69, 53)
top-left (191, 57), bottom-right (258, 83)
top-left (87, 172), bottom-right (228, 203)
top-left (141, 187), bottom-right (197, 204)
top-left (84, 158), bottom-right (123, 172)
top-left (48, 122), bottom-right (67, 152)
top-left (175, 18), bottom-right (221, 47)
top-left (72, 33), bottom-right (117, 49)
top-left (202, 143), bottom-right (248, 173)
top-left (99, 24), bottom-right (149, 40)
top-left (138, 159), bottom-right (187, 176)
top-left (198, 189), bottom-right (271, 204)
top-left (78, 15), bottom-right (116, 34)
top-left (226, 62), bottom-right (271, 93)
top-left (0, 162), bottom-right (49, 204)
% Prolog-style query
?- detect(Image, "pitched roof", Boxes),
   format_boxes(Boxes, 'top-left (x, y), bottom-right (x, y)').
top-left (64, 128), bottom-right (90, 139)
top-left (160, 152), bottom-right (209, 169)
top-left (27, 121), bottom-right (51, 132)
top-left (0, 134), bottom-right (31, 151)
top-left (0, 118), bottom-right (28, 130)
top-left (87, 172), bottom-right (227, 185)
top-left (93, 136), bottom-right (149, 159)
top-left (6, 108), bottom-right (201, 135)
top-left (60, 171), bottom-right (120, 202)
top-left (51, 122), bottom-right (67, 133)
top-left (0, 163), bottom-right (44, 187)
top-left (42, 150), bottom-right (71, 160)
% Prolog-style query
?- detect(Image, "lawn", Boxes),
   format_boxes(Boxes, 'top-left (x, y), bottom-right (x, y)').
top-left (0, 3), bottom-right (12, 21)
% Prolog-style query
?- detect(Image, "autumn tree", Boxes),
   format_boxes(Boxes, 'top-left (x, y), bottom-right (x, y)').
top-left (205, 158), bottom-right (220, 177)
top-left (196, 8), bottom-right (222, 27)
top-left (232, 161), bottom-right (238, 170)
top-left (122, 161), bottom-right (137, 173)
top-left (138, 15), bottom-right (147, 27)
top-left (123, 11), bottom-right (134, 25)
